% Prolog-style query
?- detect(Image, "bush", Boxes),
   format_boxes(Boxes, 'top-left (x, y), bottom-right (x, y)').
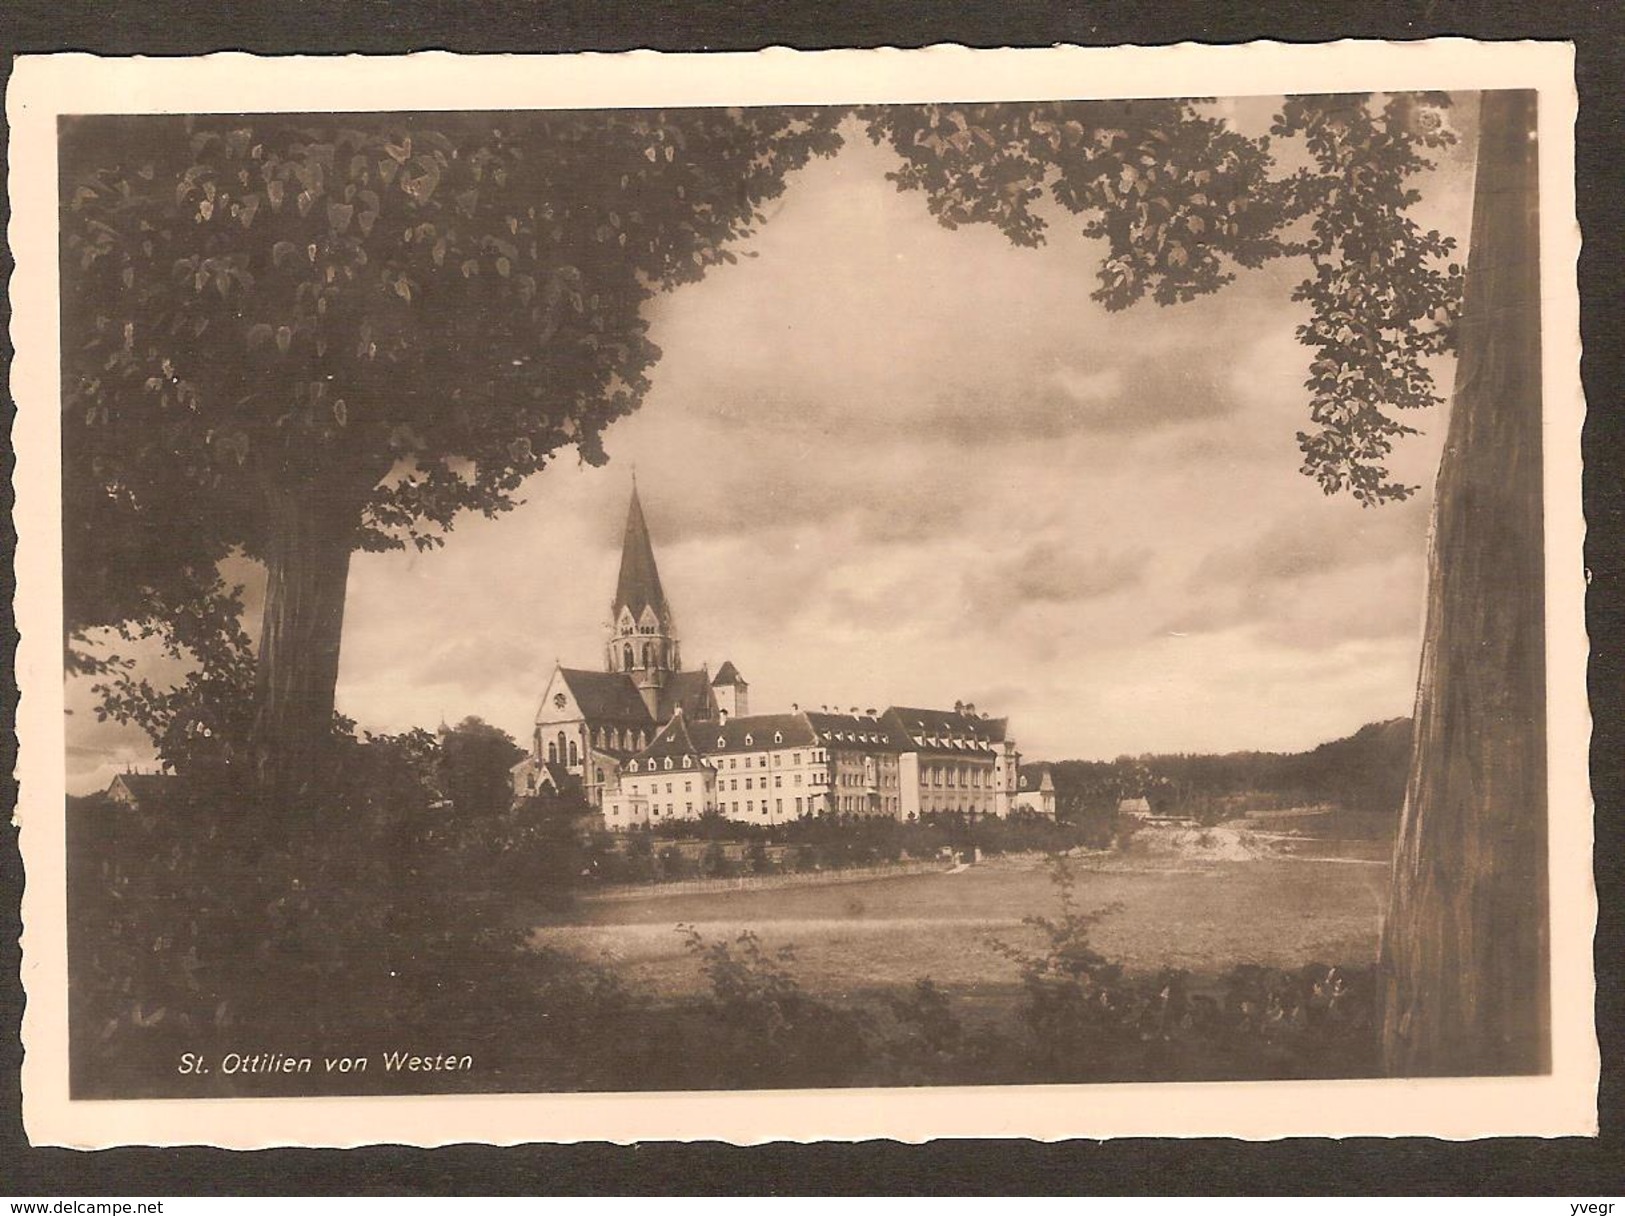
top-left (66, 728), bottom-right (618, 1098)
top-left (743, 840), bottom-right (776, 876)
top-left (657, 844), bottom-right (695, 881)
top-left (674, 926), bottom-right (873, 1088)
top-left (699, 840), bottom-right (737, 879)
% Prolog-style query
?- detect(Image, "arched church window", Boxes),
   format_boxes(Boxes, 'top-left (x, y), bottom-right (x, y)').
top-left (568, 740), bottom-right (579, 767)
top-left (623, 643), bottom-right (634, 669)
top-left (556, 732), bottom-right (567, 765)
top-left (547, 742), bottom-right (558, 764)
top-left (642, 642), bottom-right (653, 667)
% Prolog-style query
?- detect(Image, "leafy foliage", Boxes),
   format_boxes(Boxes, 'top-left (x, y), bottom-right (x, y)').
top-left (60, 108), bottom-right (843, 697)
top-left (1050, 716), bottom-right (1414, 824)
top-left (867, 94), bottom-right (1463, 504)
top-left (1276, 94), bottom-right (1464, 503)
top-left (438, 715), bottom-right (525, 818)
top-left (676, 926), bottom-right (873, 1088)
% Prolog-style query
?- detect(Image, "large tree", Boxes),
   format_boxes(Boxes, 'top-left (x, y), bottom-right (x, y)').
top-left (863, 92), bottom-right (1546, 1076)
top-left (1376, 91), bottom-right (1546, 1076)
top-left (62, 108), bottom-right (841, 812)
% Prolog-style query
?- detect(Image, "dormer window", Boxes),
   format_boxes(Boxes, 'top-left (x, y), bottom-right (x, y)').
top-left (773, 732), bottom-right (783, 744)
top-left (744, 733), bottom-right (754, 746)
top-left (663, 757), bottom-right (673, 771)
top-left (717, 736), bottom-right (726, 748)
top-left (683, 756), bottom-right (693, 769)
top-left (628, 761), bottom-right (639, 773)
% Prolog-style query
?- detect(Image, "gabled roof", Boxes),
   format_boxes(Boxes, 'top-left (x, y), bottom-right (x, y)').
top-left (658, 668), bottom-right (717, 722)
top-left (711, 660), bottom-right (745, 686)
top-left (542, 761), bottom-right (581, 792)
top-left (107, 772), bottom-right (180, 806)
top-left (637, 712), bottom-right (707, 764)
top-left (803, 711), bottom-right (906, 753)
top-left (611, 485), bottom-right (669, 625)
top-left (882, 706), bottom-right (1006, 755)
top-left (558, 668), bottom-right (655, 725)
top-left (700, 713), bottom-right (816, 753)
top-left (1018, 762), bottom-right (1055, 791)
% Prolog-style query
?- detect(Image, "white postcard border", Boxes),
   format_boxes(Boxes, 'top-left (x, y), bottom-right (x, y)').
top-left (9, 40), bottom-right (1594, 1146)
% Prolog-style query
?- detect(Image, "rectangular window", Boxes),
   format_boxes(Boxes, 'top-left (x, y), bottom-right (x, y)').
top-left (747, 801), bottom-right (754, 813)
top-left (685, 781), bottom-right (692, 793)
top-left (775, 775), bottom-right (782, 788)
top-left (686, 802), bottom-right (693, 815)
top-left (794, 774), bottom-right (802, 786)
top-left (666, 782), bottom-right (673, 794)
top-left (775, 799), bottom-right (782, 813)
top-left (793, 753), bottom-right (801, 765)
top-left (795, 797), bottom-right (803, 814)
top-left (745, 777), bottom-right (753, 790)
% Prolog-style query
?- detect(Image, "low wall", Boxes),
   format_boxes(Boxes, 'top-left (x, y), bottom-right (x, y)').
top-left (582, 858), bottom-right (950, 903)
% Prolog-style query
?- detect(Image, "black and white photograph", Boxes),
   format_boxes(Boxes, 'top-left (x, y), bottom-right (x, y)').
top-left (10, 43), bottom-right (1593, 1144)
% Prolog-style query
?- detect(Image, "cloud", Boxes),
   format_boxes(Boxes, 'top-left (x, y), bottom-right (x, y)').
top-left (63, 103), bottom-right (1475, 779)
top-left (1192, 501), bottom-right (1431, 590)
top-left (964, 540), bottom-right (1149, 626)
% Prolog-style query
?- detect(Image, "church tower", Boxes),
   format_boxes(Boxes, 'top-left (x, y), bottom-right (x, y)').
top-left (605, 483), bottom-right (680, 717)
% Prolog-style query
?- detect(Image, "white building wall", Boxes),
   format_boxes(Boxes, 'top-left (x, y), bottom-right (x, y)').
top-left (708, 743), bottom-right (826, 825)
top-left (898, 752), bottom-right (922, 820)
top-left (616, 761), bottom-right (712, 826)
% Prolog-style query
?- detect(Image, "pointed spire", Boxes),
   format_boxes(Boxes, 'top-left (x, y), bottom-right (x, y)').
top-left (613, 483), bottom-right (669, 624)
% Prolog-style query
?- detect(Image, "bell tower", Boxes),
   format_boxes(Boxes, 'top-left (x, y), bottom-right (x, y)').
top-left (605, 482), bottom-right (680, 716)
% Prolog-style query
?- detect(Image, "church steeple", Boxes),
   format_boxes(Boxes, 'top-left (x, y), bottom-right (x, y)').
top-left (612, 482), bottom-right (670, 627)
top-left (606, 483), bottom-right (680, 712)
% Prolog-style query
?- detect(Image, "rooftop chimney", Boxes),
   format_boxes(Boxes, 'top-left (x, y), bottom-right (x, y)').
top-left (954, 700), bottom-right (965, 715)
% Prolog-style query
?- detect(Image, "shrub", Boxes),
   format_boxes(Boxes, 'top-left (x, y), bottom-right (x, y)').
top-left (67, 729), bottom-right (619, 1098)
top-left (700, 840), bottom-right (737, 879)
top-left (743, 840), bottom-right (775, 876)
top-left (675, 926), bottom-right (873, 1088)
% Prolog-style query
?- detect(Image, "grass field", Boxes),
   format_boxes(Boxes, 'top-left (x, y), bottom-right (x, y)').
top-left (529, 845), bottom-right (1392, 1008)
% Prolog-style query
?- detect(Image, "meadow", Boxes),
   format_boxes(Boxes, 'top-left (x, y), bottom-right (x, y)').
top-left (530, 827), bottom-right (1394, 1014)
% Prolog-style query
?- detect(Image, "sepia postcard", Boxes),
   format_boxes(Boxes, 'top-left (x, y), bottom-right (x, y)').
top-left (9, 41), bottom-right (1595, 1146)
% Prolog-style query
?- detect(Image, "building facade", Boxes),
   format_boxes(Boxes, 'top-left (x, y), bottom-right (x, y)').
top-left (515, 486), bottom-right (1020, 828)
top-left (1014, 762), bottom-right (1058, 817)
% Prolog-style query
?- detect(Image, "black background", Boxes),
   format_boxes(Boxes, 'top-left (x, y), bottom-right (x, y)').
top-left (2, 0), bottom-right (1621, 1195)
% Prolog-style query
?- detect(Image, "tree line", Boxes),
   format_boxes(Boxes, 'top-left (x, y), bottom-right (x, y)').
top-left (1049, 716), bottom-right (1414, 827)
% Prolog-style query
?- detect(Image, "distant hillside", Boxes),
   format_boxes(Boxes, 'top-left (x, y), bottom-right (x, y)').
top-left (1048, 717), bottom-right (1413, 824)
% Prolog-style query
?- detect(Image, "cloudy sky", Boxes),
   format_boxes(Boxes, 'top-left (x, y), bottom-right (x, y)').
top-left (66, 96), bottom-right (1481, 793)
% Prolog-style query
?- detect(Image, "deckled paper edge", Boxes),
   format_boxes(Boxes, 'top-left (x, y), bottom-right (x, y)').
top-left (9, 40), bottom-right (1595, 1147)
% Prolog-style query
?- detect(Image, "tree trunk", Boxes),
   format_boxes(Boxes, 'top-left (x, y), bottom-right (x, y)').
top-left (1379, 90), bottom-right (1547, 1076)
top-left (251, 479), bottom-right (356, 815)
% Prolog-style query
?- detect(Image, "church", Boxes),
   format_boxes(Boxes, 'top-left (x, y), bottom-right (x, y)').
top-left (511, 486), bottom-right (1028, 827)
